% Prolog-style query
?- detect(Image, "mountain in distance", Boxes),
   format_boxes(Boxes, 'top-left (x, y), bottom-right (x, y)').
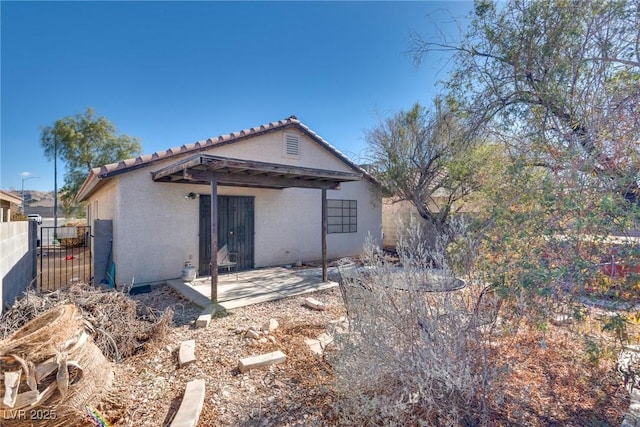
top-left (21, 190), bottom-right (57, 207)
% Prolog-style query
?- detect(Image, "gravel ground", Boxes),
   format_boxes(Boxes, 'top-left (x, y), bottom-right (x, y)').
top-left (103, 284), bottom-right (346, 426)
top-left (3, 278), bottom-right (628, 426)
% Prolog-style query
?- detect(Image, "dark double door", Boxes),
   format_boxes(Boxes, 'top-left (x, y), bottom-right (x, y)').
top-left (199, 195), bottom-right (255, 275)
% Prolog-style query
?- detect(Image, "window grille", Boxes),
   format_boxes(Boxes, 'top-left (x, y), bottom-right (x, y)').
top-left (327, 199), bottom-right (357, 233)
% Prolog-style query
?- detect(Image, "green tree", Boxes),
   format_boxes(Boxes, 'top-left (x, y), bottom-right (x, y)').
top-left (41, 108), bottom-right (142, 196)
top-left (413, 0), bottom-right (640, 204)
top-left (409, 0), bottom-right (640, 334)
top-left (365, 101), bottom-right (483, 231)
top-left (59, 185), bottom-right (78, 218)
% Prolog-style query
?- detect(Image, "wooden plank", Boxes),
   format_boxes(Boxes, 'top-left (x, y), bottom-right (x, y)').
top-left (203, 155), bottom-right (362, 179)
top-left (170, 379), bottom-right (206, 427)
top-left (187, 170), bottom-right (341, 190)
top-left (151, 156), bottom-right (205, 180)
top-left (152, 153), bottom-right (363, 183)
top-left (238, 351), bottom-right (287, 373)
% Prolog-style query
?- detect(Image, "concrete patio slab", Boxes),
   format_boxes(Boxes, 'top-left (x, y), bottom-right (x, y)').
top-left (167, 266), bottom-right (339, 310)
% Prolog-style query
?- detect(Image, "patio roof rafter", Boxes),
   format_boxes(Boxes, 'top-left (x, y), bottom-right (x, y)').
top-left (151, 153), bottom-right (363, 302)
top-left (151, 154), bottom-right (362, 188)
top-left (184, 170), bottom-right (342, 190)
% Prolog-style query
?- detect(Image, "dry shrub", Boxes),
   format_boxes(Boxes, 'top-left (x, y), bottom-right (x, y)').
top-left (58, 222), bottom-right (88, 248)
top-left (331, 217), bottom-right (631, 426)
top-left (329, 226), bottom-right (504, 426)
top-left (0, 284), bottom-right (173, 362)
top-left (271, 322), bottom-right (336, 419)
top-left (484, 323), bottom-right (628, 426)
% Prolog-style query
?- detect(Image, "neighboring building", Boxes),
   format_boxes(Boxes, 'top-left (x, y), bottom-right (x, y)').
top-left (0, 190), bottom-right (22, 222)
top-left (77, 116), bottom-right (382, 285)
top-left (382, 191), bottom-right (481, 249)
top-left (0, 190), bottom-right (36, 313)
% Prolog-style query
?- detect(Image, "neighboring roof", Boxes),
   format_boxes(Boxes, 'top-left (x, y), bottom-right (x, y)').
top-left (152, 154), bottom-right (363, 190)
top-left (0, 190), bottom-right (23, 205)
top-left (77, 116), bottom-right (378, 201)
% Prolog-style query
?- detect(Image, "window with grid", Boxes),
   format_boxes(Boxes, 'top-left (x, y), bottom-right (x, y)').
top-left (327, 199), bottom-right (357, 233)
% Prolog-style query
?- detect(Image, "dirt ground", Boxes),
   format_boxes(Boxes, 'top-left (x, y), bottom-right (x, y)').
top-left (1, 283), bottom-right (631, 426)
top-left (92, 285), bottom-right (631, 427)
top-left (103, 285), bottom-right (345, 426)
top-left (37, 246), bottom-right (91, 291)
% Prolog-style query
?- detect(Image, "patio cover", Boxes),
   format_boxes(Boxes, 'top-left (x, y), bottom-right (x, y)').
top-left (151, 154), bottom-right (362, 190)
top-left (151, 154), bottom-right (363, 302)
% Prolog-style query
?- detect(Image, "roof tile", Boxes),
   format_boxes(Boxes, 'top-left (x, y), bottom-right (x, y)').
top-left (78, 116), bottom-right (376, 201)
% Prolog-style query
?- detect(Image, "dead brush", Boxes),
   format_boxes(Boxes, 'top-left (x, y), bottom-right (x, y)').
top-left (329, 224), bottom-right (505, 426)
top-left (0, 284), bottom-right (173, 363)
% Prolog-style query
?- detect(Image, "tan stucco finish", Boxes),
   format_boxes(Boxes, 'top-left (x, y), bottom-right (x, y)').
top-left (85, 128), bottom-right (381, 284)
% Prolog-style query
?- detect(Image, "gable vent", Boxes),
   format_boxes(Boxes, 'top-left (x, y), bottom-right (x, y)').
top-left (284, 133), bottom-right (300, 158)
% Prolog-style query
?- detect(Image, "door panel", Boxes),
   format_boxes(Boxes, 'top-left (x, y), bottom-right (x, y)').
top-left (198, 195), bottom-right (211, 275)
top-left (199, 195), bottom-right (255, 275)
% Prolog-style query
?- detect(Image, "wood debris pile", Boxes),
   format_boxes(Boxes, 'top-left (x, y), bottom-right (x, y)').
top-left (1, 284), bottom-right (173, 362)
top-left (0, 304), bottom-right (112, 426)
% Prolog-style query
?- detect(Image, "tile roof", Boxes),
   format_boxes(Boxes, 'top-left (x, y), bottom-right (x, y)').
top-left (76, 116), bottom-right (377, 201)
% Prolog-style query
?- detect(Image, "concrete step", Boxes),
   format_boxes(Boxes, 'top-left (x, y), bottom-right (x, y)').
top-left (167, 280), bottom-right (211, 308)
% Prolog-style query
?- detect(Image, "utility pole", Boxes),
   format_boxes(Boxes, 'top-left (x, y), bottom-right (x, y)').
top-left (53, 132), bottom-right (58, 229)
top-left (20, 173), bottom-right (40, 213)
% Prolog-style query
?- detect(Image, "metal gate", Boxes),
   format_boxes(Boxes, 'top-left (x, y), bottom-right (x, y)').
top-left (38, 225), bottom-right (92, 290)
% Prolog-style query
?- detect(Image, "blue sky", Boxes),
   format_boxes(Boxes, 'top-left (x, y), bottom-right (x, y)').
top-left (1, 1), bottom-right (473, 192)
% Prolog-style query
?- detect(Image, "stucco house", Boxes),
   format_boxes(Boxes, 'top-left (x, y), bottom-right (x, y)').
top-left (0, 190), bottom-right (22, 222)
top-left (76, 116), bottom-right (382, 286)
top-left (382, 192), bottom-right (481, 249)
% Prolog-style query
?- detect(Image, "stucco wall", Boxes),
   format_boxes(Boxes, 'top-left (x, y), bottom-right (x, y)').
top-left (87, 178), bottom-right (119, 283)
top-left (88, 177), bottom-right (118, 223)
top-left (114, 169), bottom-right (202, 284)
top-left (381, 197), bottom-right (480, 248)
top-left (209, 128), bottom-right (354, 173)
top-left (87, 129), bottom-right (382, 284)
top-left (246, 179), bottom-right (380, 268)
top-left (382, 199), bottom-right (433, 248)
top-left (0, 221), bottom-right (36, 313)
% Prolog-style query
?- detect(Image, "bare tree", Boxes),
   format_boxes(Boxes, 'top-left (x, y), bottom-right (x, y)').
top-left (366, 101), bottom-right (482, 231)
top-left (413, 0), bottom-right (640, 203)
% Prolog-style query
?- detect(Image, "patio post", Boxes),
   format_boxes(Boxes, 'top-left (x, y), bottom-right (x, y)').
top-left (210, 176), bottom-right (219, 302)
top-left (322, 188), bottom-right (328, 282)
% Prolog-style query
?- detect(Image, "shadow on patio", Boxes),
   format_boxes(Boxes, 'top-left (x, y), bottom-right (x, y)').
top-left (166, 266), bottom-right (340, 310)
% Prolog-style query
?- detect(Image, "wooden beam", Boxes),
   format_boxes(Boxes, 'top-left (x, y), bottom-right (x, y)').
top-left (321, 188), bottom-right (328, 282)
top-left (152, 153), bottom-right (363, 183)
top-left (210, 177), bottom-right (218, 303)
top-left (202, 156), bottom-right (362, 179)
top-left (185, 170), bottom-right (342, 190)
top-left (151, 156), bottom-right (205, 180)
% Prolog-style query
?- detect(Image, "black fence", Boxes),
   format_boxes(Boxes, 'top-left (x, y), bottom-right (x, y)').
top-left (38, 225), bottom-right (92, 291)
